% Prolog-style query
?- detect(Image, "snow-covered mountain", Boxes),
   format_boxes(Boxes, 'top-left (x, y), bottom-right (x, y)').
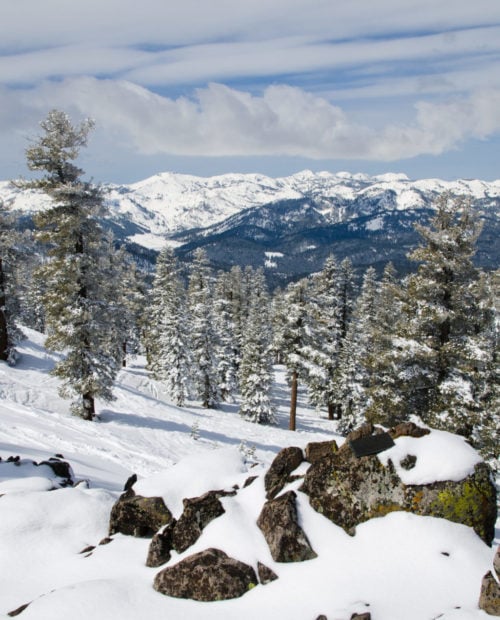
top-left (2, 170), bottom-right (499, 282)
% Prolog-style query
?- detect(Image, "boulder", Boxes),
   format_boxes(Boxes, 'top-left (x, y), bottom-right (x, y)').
top-left (109, 490), bottom-right (173, 538)
top-left (39, 457), bottom-right (74, 486)
top-left (257, 490), bottom-right (317, 562)
top-left (257, 562), bottom-right (278, 584)
top-left (351, 614), bottom-right (371, 620)
top-left (264, 446), bottom-right (304, 500)
top-left (172, 489), bottom-right (235, 553)
top-left (478, 546), bottom-right (500, 616)
top-left (478, 571), bottom-right (500, 616)
top-left (301, 426), bottom-right (497, 544)
top-left (304, 440), bottom-right (338, 464)
top-left (389, 421), bottom-right (430, 439)
top-left (146, 521), bottom-right (176, 567)
top-left (153, 548), bottom-right (258, 601)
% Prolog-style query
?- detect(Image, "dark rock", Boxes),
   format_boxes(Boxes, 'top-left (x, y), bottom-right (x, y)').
top-left (478, 570), bottom-right (500, 616)
top-left (7, 603), bottom-right (30, 617)
top-left (99, 537), bottom-right (113, 545)
top-left (343, 423), bottom-right (374, 446)
top-left (400, 454), bottom-right (417, 470)
top-left (304, 440), bottom-right (338, 464)
top-left (243, 475), bottom-right (258, 488)
top-left (389, 421), bottom-right (430, 439)
top-left (257, 562), bottom-right (278, 584)
top-left (301, 426), bottom-right (497, 544)
top-left (146, 521), bottom-right (176, 567)
top-left (172, 489), bottom-right (235, 553)
top-left (123, 473), bottom-right (137, 492)
top-left (315, 616), bottom-right (328, 620)
top-left (265, 447), bottom-right (304, 500)
top-left (109, 491), bottom-right (173, 538)
top-left (79, 545), bottom-right (95, 554)
top-left (350, 614), bottom-right (371, 620)
top-left (349, 432), bottom-right (395, 458)
top-left (153, 547), bottom-right (258, 601)
top-left (39, 458), bottom-right (74, 486)
top-left (257, 490), bottom-right (317, 562)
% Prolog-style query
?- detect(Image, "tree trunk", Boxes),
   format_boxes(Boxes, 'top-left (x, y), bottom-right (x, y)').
top-left (0, 258), bottom-right (8, 361)
top-left (82, 392), bottom-right (95, 421)
top-left (289, 369), bottom-right (298, 431)
top-left (327, 402), bottom-right (335, 420)
top-left (122, 341), bottom-right (127, 367)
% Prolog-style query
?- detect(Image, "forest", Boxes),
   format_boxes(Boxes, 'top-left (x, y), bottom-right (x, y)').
top-left (0, 110), bottom-right (498, 469)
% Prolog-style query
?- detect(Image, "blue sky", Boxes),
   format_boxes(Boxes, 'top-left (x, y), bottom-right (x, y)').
top-left (1, 0), bottom-right (500, 183)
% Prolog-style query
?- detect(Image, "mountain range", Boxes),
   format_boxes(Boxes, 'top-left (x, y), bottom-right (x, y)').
top-left (2, 170), bottom-right (499, 284)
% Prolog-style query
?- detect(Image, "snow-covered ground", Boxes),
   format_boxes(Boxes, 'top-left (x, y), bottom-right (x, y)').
top-left (0, 329), bottom-right (498, 619)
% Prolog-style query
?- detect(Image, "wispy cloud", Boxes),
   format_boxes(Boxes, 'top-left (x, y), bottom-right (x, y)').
top-left (1, 0), bottom-right (500, 180)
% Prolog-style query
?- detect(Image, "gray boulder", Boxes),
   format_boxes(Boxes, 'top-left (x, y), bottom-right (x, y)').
top-left (109, 489), bottom-right (173, 538)
top-left (264, 446), bottom-right (304, 500)
top-left (257, 490), bottom-right (317, 562)
top-left (153, 548), bottom-right (258, 601)
top-left (301, 424), bottom-right (497, 544)
top-left (478, 546), bottom-right (500, 616)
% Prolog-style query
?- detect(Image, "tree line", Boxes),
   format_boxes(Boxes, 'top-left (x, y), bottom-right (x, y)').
top-left (0, 110), bottom-right (498, 465)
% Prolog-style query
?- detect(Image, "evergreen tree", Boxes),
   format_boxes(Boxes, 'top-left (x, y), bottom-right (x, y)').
top-left (239, 269), bottom-right (276, 424)
top-left (336, 267), bottom-right (378, 433)
top-left (0, 200), bottom-right (23, 363)
top-left (187, 248), bottom-right (219, 408)
top-left (21, 110), bottom-right (125, 420)
top-left (145, 247), bottom-right (192, 406)
top-left (213, 271), bottom-right (239, 402)
top-left (280, 279), bottom-right (311, 430)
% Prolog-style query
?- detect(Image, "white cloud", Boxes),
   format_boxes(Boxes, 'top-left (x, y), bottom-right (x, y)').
top-left (10, 78), bottom-right (500, 162)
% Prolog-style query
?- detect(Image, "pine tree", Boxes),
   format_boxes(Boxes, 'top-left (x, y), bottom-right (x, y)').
top-left (0, 200), bottom-right (23, 363)
top-left (144, 246), bottom-right (192, 406)
top-left (280, 278), bottom-right (311, 430)
top-left (21, 110), bottom-right (125, 420)
top-left (213, 271), bottom-right (239, 402)
top-left (303, 255), bottom-right (355, 419)
top-left (336, 267), bottom-right (378, 433)
top-left (187, 248), bottom-right (219, 408)
top-left (239, 269), bottom-right (276, 424)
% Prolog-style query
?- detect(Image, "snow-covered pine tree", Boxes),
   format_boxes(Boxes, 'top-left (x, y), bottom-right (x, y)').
top-left (213, 271), bottom-right (239, 402)
top-left (187, 248), bottom-right (219, 408)
top-left (279, 278), bottom-right (312, 430)
top-left (336, 266), bottom-right (378, 433)
top-left (239, 268), bottom-right (276, 424)
top-left (21, 110), bottom-right (125, 420)
top-left (0, 200), bottom-right (24, 363)
top-left (144, 246), bottom-right (192, 406)
top-left (402, 194), bottom-right (494, 439)
top-left (364, 262), bottom-right (409, 426)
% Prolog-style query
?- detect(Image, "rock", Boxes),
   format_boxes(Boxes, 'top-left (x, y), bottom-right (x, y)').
top-left (494, 546), bottom-right (500, 578)
top-left (123, 473), bottom-right (137, 492)
top-left (301, 426), bottom-right (497, 544)
top-left (315, 616), bottom-right (328, 620)
top-left (478, 571), bottom-right (500, 616)
top-left (304, 440), bottom-right (338, 464)
top-left (153, 548), bottom-right (258, 601)
top-left (109, 490), bottom-right (173, 538)
top-left (146, 521), bottom-right (176, 567)
top-left (257, 562), bottom-right (278, 584)
top-left (389, 421), bottom-right (430, 439)
top-left (7, 602), bottom-right (30, 617)
top-left (400, 454), bottom-right (417, 470)
top-left (39, 457), bottom-right (74, 486)
top-left (350, 614), bottom-right (371, 620)
top-left (265, 447), bottom-right (304, 500)
top-left (172, 489), bottom-right (235, 553)
top-left (257, 490), bottom-right (317, 562)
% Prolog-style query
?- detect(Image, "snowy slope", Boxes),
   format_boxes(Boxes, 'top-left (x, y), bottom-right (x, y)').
top-left (2, 171), bottom-right (499, 251)
top-left (0, 329), bottom-right (498, 620)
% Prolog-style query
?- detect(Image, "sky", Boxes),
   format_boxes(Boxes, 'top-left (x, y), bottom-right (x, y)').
top-left (1, 0), bottom-right (500, 184)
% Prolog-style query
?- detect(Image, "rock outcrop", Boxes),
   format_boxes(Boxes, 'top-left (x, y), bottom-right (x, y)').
top-left (109, 489), bottom-right (173, 538)
top-left (301, 423), bottom-right (497, 544)
top-left (153, 548), bottom-right (258, 601)
top-left (257, 490), bottom-right (317, 562)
